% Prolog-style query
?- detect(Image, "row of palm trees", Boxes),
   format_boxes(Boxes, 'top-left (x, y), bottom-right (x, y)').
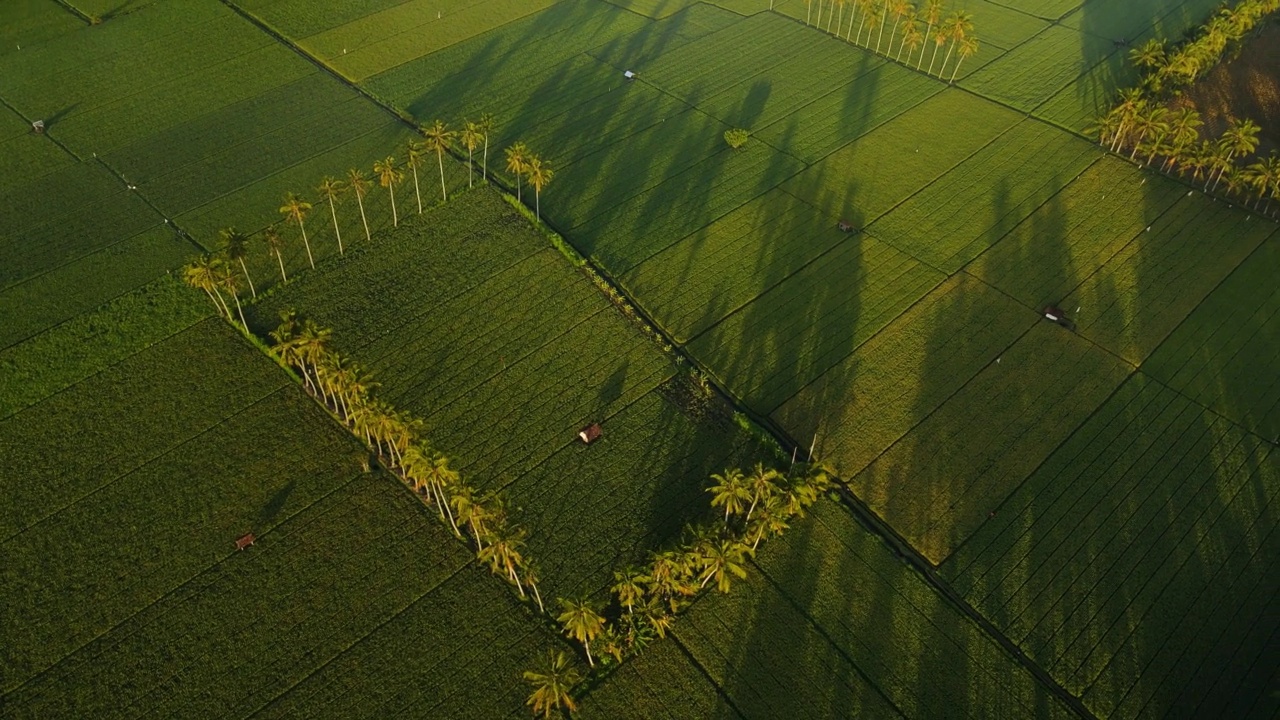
top-left (523, 461), bottom-right (834, 717)
top-left (1127, 0), bottom-right (1278, 94)
top-left (265, 312), bottom-right (547, 609)
top-left (804, 0), bottom-right (980, 83)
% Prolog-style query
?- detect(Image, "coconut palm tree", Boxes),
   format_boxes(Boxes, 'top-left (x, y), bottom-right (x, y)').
top-left (1106, 88), bottom-right (1147, 153)
top-left (461, 120), bottom-right (482, 188)
top-left (927, 24), bottom-right (948, 75)
top-left (887, 0), bottom-right (911, 57)
top-left (346, 168), bottom-right (373, 243)
top-left (1160, 107), bottom-right (1202, 172)
top-left (422, 119), bottom-right (455, 202)
top-left (918, 0), bottom-right (942, 70)
top-left (279, 192), bottom-right (314, 269)
top-left (950, 36), bottom-right (979, 83)
top-left (317, 176), bottom-right (346, 256)
top-left (218, 265), bottom-right (247, 328)
top-left (478, 113), bottom-right (494, 181)
top-left (505, 141), bottom-right (529, 202)
top-left (263, 225), bottom-right (288, 284)
top-left (612, 567), bottom-right (649, 614)
top-left (523, 651), bottom-right (580, 719)
top-left (875, 0), bottom-right (891, 52)
top-left (526, 156), bottom-right (554, 221)
top-left (1212, 116), bottom-right (1262, 191)
top-left (938, 11), bottom-right (973, 79)
top-left (1128, 105), bottom-right (1168, 162)
top-left (373, 157), bottom-right (403, 227)
top-left (219, 227), bottom-right (255, 299)
top-left (405, 141), bottom-right (425, 215)
top-left (480, 525), bottom-right (528, 596)
top-left (523, 560), bottom-right (547, 613)
top-left (1130, 38), bottom-right (1167, 71)
top-left (557, 598), bottom-right (605, 666)
top-left (698, 538), bottom-right (749, 593)
top-left (182, 254), bottom-right (229, 317)
top-left (708, 468), bottom-right (750, 523)
top-left (744, 463), bottom-right (780, 522)
top-left (899, 16), bottom-right (923, 62)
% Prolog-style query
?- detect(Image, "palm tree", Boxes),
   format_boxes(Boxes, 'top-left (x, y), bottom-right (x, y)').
top-left (263, 225), bottom-right (288, 284)
top-left (918, 0), bottom-right (942, 70)
top-left (1130, 38), bottom-right (1167, 71)
top-left (346, 168), bottom-right (373, 243)
top-left (279, 193), bottom-right (314, 269)
top-left (505, 142), bottom-right (529, 202)
top-left (422, 119), bottom-right (455, 202)
top-left (950, 36), bottom-right (979, 83)
top-left (1244, 153), bottom-right (1280, 212)
top-left (1212, 116), bottom-right (1261, 191)
top-left (526, 156), bottom-right (554, 221)
top-left (744, 463), bottom-right (780, 522)
top-left (480, 525), bottom-right (528, 596)
top-left (405, 141), bottom-right (425, 215)
top-left (218, 265), bottom-right (247, 328)
top-left (927, 24), bottom-right (948, 75)
top-left (523, 651), bottom-right (580, 719)
top-left (557, 598), bottom-right (605, 666)
top-left (1106, 88), bottom-right (1147, 153)
top-left (899, 17), bottom-right (923, 62)
top-left (875, 0), bottom-right (890, 52)
top-left (708, 468), bottom-right (750, 522)
top-left (1128, 105), bottom-right (1168, 162)
top-left (373, 157), bottom-right (404, 227)
top-left (478, 113), bottom-right (494, 181)
top-left (182, 254), bottom-right (229, 317)
top-left (612, 567), bottom-right (648, 614)
top-left (461, 121), bottom-right (482, 188)
top-left (317, 176), bottom-right (346, 256)
top-left (523, 560), bottom-right (547, 613)
top-left (698, 538), bottom-right (749, 593)
top-left (219, 227), bottom-right (255, 299)
top-left (887, 0), bottom-right (911, 57)
top-left (938, 11), bottom-right (973, 79)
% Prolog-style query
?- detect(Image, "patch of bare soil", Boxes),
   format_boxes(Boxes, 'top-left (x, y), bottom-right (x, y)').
top-left (1170, 19), bottom-right (1280, 155)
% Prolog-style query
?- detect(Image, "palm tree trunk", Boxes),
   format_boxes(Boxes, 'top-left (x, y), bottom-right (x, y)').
top-left (229, 289), bottom-right (246, 327)
top-left (940, 39), bottom-right (957, 78)
top-left (412, 165), bottom-right (422, 214)
top-left (535, 188), bottom-right (540, 221)
top-left (275, 250), bottom-right (288, 283)
top-left (437, 149), bottom-right (448, 201)
top-left (198, 286), bottom-right (220, 312)
top-left (928, 41), bottom-right (941, 74)
top-left (516, 173), bottom-right (522, 202)
top-left (918, 23), bottom-right (932, 68)
top-left (237, 258), bottom-right (257, 299)
top-left (876, 1), bottom-right (888, 52)
top-left (467, 148), bottom-right (474, 188)
top-left (482, 136), bottom-right (489, 180)
top-left (210, 285), bottom-right (232, 319)
top-left (889, 17), bottom-right (901, 55)
top-left (815, 0), bottom-right (823, 33)
top-left (530, 580), bottom-right (544, 613)
top-left (389, 185), bottom-right (398, 226)
top-left (329, 198), bottom-right (344, 255)
top-left (845, 5), bottom-right (856, 40)
top-left (836, 4), bottom-right (843, 35)
top-left (806, 0), bottom-right (812, 25)
top-left (950, 55), bottom-right (966, 83)
top-left (300, 221), bottom-right (315, 269)
top-left (357, 194), bottom-right (371, 242)
top-left (856, 14), bottom-right (867, 46)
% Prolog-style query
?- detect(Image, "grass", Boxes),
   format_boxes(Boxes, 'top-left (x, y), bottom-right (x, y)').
top-left (941, 373), bottom-right (1280, 719)
top-left (577, 636), bottom-right (740, 718)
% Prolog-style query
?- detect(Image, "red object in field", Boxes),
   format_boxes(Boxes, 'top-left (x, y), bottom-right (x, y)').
top-left (578, 423), bottom-right (603, 445)
top-left (235, 532), bottom-right (256, 551)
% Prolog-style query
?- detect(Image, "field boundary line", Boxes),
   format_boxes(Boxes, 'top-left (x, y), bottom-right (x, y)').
top-left (664, 633), bottom-right (752, 720)
top-left (0, 312), bottom-right (215, 422)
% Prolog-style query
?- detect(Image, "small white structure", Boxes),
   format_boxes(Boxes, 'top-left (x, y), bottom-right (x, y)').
top-left (31, 120), bottom-right (44, 133)
top-left (623, 70), bottom-right (635, 80)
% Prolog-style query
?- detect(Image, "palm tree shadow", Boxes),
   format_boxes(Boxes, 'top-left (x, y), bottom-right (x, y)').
top-left (257, 480), bottom-right (296, 527)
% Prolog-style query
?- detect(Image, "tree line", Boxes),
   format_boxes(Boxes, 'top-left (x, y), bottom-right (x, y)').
top-left (523, 461), bottom-right (834, 718)
top-left (1099, 0), bottom-right (1280, 216)
top-left (181, 116), bottom-right (556, 318)
top-left (803, 0), bottom-right (980, 83)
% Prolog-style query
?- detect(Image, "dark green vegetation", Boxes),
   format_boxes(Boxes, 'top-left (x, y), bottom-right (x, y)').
top-left (5, 0), bottom-right (1280, 716)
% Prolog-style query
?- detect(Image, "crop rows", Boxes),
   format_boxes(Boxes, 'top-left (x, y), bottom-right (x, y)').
top-left (771, 273), bottom-right (1034, 478)
top-left (994, 0), bottom-right (1083, 21)
top-left (587, 2), bottom-right (743, 71)
top-left (962, 25), bottom-right (1122, 115)
top-left (749, 501), bottom-right (1077, 718)
top-left (256, 565), bottom-right (556, 718)
top-left (0, 0), bottom-right (80, 58)
top-left (0, 129), bottom-right (73, 193)
top-left (689, 233), bottom-right (944, 414)
top-left (507, 387), bottom-right (766, 597)
top-left (235, 0), bottom-right (423, 39)
top-left (622, 187), bottom-right (843, 343)
top-left (7, 476), bottom-right (468, 717)
top-left (1063, 192), bottom-right (1276, 364)
top-left (870, 118), bottom-right (1099, 272)
top-left (577, 636), bottom-right (741, 719)
top-left (315, 0), bottom-right (562, 81)
top-left (572, 137), bottom-right (805, 271)
top-left (1143, 239), bottom-right (1280, 442)
top-left (970, 155), bottom-right (1186, 309)
top-left (940, 375), bottom-right (1279, 718)
top-left (781, 90), bottom-right (1021, 225)
top-left (853, 322), bottom-right (1132, 564)
top-left (1, 320), bottom-right (366, 692)
top-left (642, 13), bottom-right (810, 100)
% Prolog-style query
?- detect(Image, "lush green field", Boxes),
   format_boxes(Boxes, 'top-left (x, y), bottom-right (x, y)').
top-left (249, 189), bottom-right (771, 599)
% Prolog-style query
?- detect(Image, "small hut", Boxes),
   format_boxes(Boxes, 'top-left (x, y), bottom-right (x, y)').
top-left (578, 423), bottom-right (603, 445)
top-left (623, 70), bottom-right (636, 80)
top-left (31, 120), bottom-right (44, 134)
top-left (235, 532), bottom-right (256, 551)
top-left (1042, 305), bottom-right (1076, 331)
top-left (837, 220), bottom-right (855, 233)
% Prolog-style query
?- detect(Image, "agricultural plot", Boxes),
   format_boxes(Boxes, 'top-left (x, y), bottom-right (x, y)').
top-left (0, 111), bottom-right (74, 188)
top-left (771, 273), bottom-right (1035, 479)
top-left (688, 233), bottom-right (944, 414)
top-left (0, 319), bottom-right (363, 691)
top-left (869, 118), bottom-right (1099, 272)
top-left (0, 0), bottom-right (79, 54)
top-left (780, 90), bottom-right (1022, 225)
top-left (853, 322), bottom-right (1133, 565)
top-left (249, 189), bottom-right (769, 598)
top-left (995, 0), bottom-right (1085, 21)
top-left (961, 24), bottom-right (1122, 116)
top-left (1144, 238), bottom-right (1280, 443)
top-left (969, 155), bottom-right (1186, 311)
top-left (1063, 193), bottom-right (1276, 365)
top-left (942, 374), bottom-right (1280, 720)
top-left (577, 637), bottom-right (739, 719)
top-left (671, 501), bottom-right (1076, 719)
top-left (0, 276), bottom-right (211, 417)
